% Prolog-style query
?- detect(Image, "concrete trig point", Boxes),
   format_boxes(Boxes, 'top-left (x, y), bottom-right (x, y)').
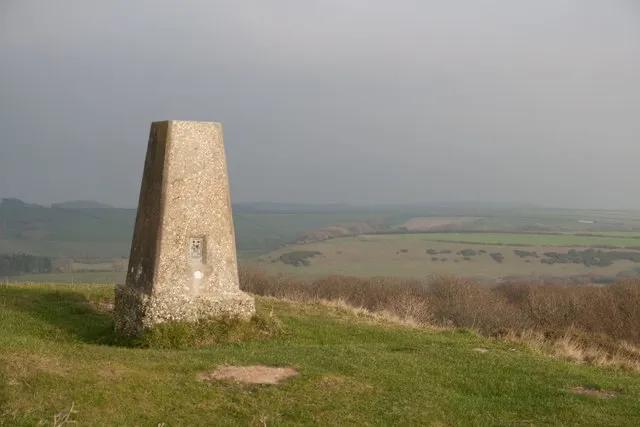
top-left (114, 120), bottom-right (255, 337)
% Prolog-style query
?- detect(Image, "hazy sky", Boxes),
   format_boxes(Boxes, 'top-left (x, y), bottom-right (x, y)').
top-left (1, 1), bottom-right (639, 208)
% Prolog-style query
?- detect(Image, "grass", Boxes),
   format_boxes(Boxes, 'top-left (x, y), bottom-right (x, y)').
top-left (370, 232), bottom-right (640, 247)
top-left (0, 239), bottom-right (130, 260)
top-left (3, 271), bottom-right (126, 284)
top-left (0, 208), bottom-right (400, 260)
top-left (252, 237), bottom-right (640, 280)
top-left (233, 211), bottom-right (395, 252)
top-left (239, 268), bottom-right (640, 351)
top-left (2, 283), bottom-right (640, 426)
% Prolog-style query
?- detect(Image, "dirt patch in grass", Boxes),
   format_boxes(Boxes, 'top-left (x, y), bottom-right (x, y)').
top-left (569, 385), bottom-right (618, 398)
top-left (199, 365), bottom-right (298, 384)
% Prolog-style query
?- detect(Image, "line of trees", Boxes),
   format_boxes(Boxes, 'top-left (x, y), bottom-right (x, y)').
top-left (0, 253), bottom-right (52, 276)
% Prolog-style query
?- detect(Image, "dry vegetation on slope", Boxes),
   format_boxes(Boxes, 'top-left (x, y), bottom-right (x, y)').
top-left (239, 267), bottom-right (640, 370)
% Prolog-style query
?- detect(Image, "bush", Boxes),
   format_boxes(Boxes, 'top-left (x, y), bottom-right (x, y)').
top-left (490, 252), bottom-right (504, 263)
top-left (539, 249), bottom-right (640, 267)
top-left (458, 249), bottom-right (477, 257)
top-left (278, 251), bottom-right (321, 267)
top-left (514, 250), bottom-right (538, 258)
top-left (239, 267), bottom-right (640, 346)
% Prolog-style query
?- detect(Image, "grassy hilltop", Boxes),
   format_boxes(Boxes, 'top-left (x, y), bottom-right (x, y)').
top-left (2, 280), bottom-right (640, 426)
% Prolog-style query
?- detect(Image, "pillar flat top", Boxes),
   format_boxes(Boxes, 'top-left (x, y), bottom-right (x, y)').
top-left (151, 120), bottom-right (222, 125)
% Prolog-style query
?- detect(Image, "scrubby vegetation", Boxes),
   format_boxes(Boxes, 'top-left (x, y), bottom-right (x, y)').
top-left (541, 248), bottom-right (640, 267)
top-left (0, 253), bottom-right (53, 275)
top-left (277, 251), bottom-right (322, 267)
top-left (514, 249), bottom-right (539, 258)
top-left (239, 267), bottom-right (640, 368)
top-left (457, 248), bottom-right (477, 257)
top-left (490, 252), bottom-right (504, 263)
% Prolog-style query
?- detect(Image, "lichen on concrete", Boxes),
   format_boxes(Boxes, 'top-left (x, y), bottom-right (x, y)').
top-left (114, 120), bottom-right (256, 338)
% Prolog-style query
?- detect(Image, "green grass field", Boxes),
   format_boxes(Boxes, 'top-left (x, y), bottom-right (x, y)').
top-left (384, 232), bottom-right (640, 247)
top-left (252, 233), bottom-right (640, 280)
top-left (0, 209), bottom-right (401, 260)
top-left (3, 271), bottom-right (125, 285)
top-left (1, 283), bottom-right (639, 426)
top-left (8, 203), bottom-right (640, 284)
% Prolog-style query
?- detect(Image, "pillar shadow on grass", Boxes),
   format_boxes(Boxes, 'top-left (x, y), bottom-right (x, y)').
top-left (0, 286), bottom-right (284, 350)
top-left (0, 286), bottom-right (123, 346)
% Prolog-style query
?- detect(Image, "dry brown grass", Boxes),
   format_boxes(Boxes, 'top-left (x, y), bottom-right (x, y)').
top-left (239, 267), bottom-right (640, 370)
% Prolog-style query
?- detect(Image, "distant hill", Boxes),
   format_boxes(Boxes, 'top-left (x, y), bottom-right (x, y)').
top-left (0, 198), bottom-right (547, 260)
top-left (51, 200), bottom-right (114, 209)
top-left (0, 198), bottom-right (397, 259)
top-left (232, 202), bottom-right (359, 213)
top-left (0, 198), bottom-right (134, 242)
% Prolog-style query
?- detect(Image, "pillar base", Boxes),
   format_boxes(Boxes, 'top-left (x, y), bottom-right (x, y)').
top-left (114, 284), bottom-right (256, 338)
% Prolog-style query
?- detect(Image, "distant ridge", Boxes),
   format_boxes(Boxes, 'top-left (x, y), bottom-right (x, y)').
top-left (51, 200), bottom-right (114, 209)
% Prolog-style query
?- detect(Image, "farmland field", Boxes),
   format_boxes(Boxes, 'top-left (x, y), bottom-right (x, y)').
top-left (3, 271), bottom-right (125, 284)
top-left (8, 201), bottom-right (640, 284)
top-left (384, 232), bottom-right (640, 247)
top-left (251, 232), bottom-right (640, 282)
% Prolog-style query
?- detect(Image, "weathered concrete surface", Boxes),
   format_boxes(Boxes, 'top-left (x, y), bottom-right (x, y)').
top-left (114, 120), bottom-right (255, 337)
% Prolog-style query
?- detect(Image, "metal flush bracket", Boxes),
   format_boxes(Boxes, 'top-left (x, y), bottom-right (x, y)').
top-left (188, 237), bottom-right (205, 263)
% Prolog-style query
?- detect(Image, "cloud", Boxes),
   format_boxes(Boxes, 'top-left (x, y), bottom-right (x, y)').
top-left (0, 0), bottom-right (639, 208)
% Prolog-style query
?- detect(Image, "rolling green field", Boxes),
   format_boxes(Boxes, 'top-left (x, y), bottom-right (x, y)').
top-left (383, 232), bottom-right (640, 247)
top-left (252, 232), bottom-right (640, 281)
top-left (1, 283), bottom-right (639, 426)
top-left (233, 211), bottom-right (396, 253)
top-left (0, 239), bottom-right (130, 259)
top-left (0, 198), bottom-right (406, 259)
top-left (3, 271), bottom-right (126, 285)
top-left (8, 199), bottom-right (640, 284)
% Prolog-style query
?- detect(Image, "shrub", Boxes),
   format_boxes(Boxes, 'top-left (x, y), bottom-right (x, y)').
top-left (278, 251), bottom-right (321, 267)
top-left (539, 249), bottom-right (640, 267)
top-left (238, 267), bottom-right (640, 347)
top-left (514, 250), bottom-right (538, 258)
top-left (458, 249), bottom-right (477, 257)
top-left (490, 252), bottom-right (504, 263)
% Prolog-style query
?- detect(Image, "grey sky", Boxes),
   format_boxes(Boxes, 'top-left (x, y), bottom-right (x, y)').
top-left (1, 1), bottom-right (639, 209)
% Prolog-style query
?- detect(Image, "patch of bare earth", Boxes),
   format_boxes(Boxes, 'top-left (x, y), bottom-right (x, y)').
top-left (569, 386), bottom-right (618, 398)
top-left (199, 365), bottom-right (298, 384)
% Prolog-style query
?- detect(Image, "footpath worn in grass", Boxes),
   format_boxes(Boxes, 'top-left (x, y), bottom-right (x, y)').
top-left (1, 284), bottom-right (640, 426)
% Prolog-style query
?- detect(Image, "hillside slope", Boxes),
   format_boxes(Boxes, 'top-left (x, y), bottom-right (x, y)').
top-left (0, 199), bottom-right (402, 259)
top-left (1, 283), bottom-right (639, 426)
